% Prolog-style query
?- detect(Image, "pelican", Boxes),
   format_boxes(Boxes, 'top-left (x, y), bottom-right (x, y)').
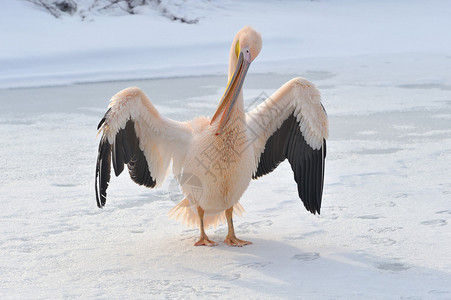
top-left (95, 26), bottom-right (329, 247)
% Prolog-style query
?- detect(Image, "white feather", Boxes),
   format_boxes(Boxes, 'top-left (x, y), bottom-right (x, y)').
top-left (98, 87), bottom-right (193, 187)
top-left (246, 77), bottom-right (329, 170)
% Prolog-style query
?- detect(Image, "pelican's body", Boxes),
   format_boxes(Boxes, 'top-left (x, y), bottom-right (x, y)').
top-left (181, 112), bottom-right (254, 215)
top-left (95, 26), bottom-right (329, 246)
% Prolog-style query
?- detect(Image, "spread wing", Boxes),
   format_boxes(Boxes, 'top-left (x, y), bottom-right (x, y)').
top-left (95, 87), bottom-right (192, 208)
top-left (246, 78), bottom-right (329, 214)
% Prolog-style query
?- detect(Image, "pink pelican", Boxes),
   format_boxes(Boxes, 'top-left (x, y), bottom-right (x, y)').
top-left (95, 26), bottom-right (329, 246)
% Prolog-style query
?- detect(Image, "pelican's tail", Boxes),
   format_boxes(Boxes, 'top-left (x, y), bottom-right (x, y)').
top-left (168, 198), bottom-right (245, 229)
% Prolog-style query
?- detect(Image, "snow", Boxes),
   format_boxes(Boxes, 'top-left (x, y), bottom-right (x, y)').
top-left (2, 0), bottom-right (451, 89)
top-left (1, 0), bottom-right (451, 299)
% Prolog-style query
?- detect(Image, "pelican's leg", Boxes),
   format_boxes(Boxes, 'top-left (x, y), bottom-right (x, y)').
top-left (194, 206), bottom-right (218, 246)
top-left (224, 206), bottom-right (252, 247)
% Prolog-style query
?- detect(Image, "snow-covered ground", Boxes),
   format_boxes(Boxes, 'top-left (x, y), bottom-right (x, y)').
top-left (1, 0), bottom-right (451, 299)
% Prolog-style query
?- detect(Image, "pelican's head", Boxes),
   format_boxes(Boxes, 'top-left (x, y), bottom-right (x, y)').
top-left (233, 26), bottom-right (262, 67)
top-left (211, 26), bottom-right (262, 135)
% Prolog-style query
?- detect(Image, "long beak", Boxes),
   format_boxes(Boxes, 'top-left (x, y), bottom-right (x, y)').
top-left (211, 52), bottom-right (250, 135)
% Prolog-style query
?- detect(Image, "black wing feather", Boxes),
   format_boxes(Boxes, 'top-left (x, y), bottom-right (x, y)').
top-left (95, 140), bottom-right (111, 208)
top-left (95, 118), bottom-right (157, 208)
top-left (253, 114), bottom-right (326, 214)
top-left (97, 108), bottom-right (111, 130)
top-left (112, 127), bottom-right (125, 176)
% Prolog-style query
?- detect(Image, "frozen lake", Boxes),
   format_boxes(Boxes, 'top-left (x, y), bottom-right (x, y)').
top-left (1, 55), bottom-right (451, 298)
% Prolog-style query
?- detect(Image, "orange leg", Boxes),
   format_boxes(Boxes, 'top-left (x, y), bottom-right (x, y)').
top-left (224, 206), bottom-right (252, 247)
top-left (194, 206), bottom-right (218, 246)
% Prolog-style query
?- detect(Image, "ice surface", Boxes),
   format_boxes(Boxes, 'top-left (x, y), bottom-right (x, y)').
top-left (1, 0), bottom-right (451, 299)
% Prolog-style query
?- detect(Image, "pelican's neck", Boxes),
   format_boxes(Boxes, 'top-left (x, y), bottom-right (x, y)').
top-left (222, 94), bottom-right (245, 135)
top-left (221, 102), bottom-right (246, 141)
